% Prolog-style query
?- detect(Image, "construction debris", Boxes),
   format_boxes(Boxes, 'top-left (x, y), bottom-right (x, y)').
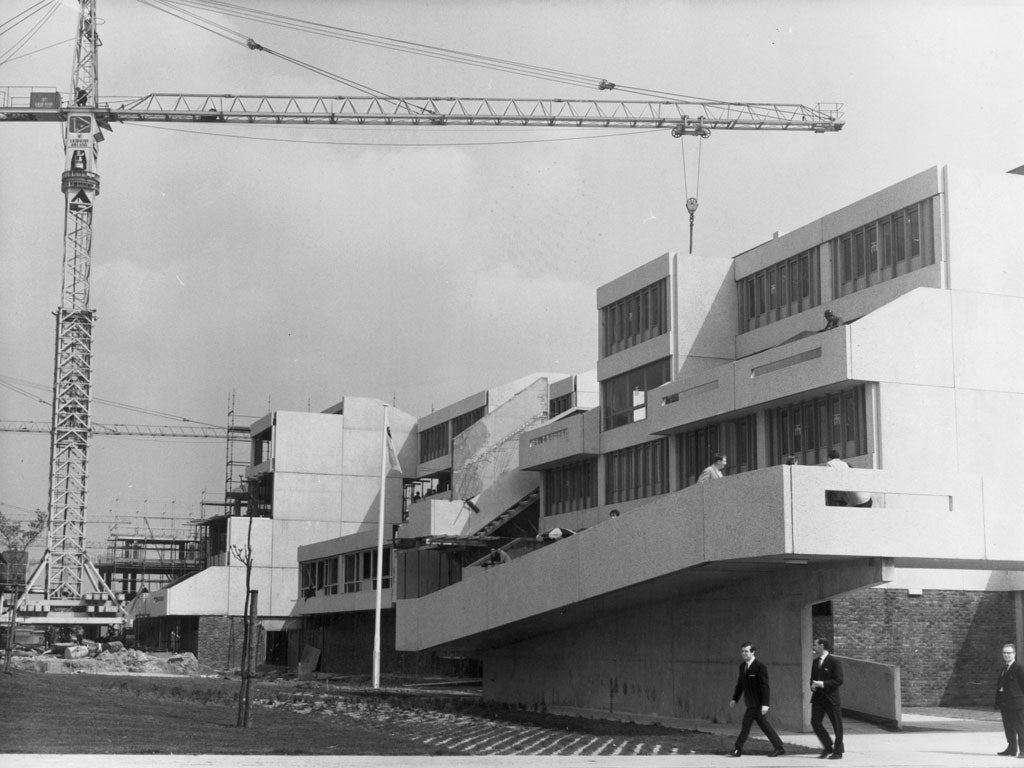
top-left (6, 644), bottom-right (204, 676)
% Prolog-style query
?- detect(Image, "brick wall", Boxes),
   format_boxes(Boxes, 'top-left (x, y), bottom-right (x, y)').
top-left (197, 615), bottom-right (265, 671)
top-left (830, 588), bottom-right (1014, 706)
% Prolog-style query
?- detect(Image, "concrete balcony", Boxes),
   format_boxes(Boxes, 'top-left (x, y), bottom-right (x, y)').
top-left (396, 465), bottom-right (1024, 653)
top-left (296, 582), bottom-right (395, 615)
top-left (519, 409), bottom-right (600, 470)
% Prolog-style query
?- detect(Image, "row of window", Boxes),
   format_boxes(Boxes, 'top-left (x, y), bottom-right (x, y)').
top-left (419, 406), bottom-right (486, 463)
top-left (738, 248), bottom-right (822, 333)
top-left (678, 414), bottom-right (757, 488)
top-left (549, 392), bottom-right (575, 418)
top-left (766, 385), bottom-right (866, 466)
top-left (605, 438), bottom-right (668, 505)
top-left (601, 278), bottom-right (668, 358)
top-left (542, 385), bottom-right (867, 515)
top-left (544, 459), bottom-right (597, 516)
top-left (832, 199), bottom-right (935, 298)
top-left (300, 547), bottom-right (393, 596)
top-left (601, 357), bottom-right (671, 430)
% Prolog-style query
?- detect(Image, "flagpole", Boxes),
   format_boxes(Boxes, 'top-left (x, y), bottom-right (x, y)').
top-left (372, 405), bottom-right (388, 690)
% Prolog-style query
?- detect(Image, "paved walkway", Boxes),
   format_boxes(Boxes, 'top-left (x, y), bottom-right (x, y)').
top-left (1, 709), bottom-right (1013, 768)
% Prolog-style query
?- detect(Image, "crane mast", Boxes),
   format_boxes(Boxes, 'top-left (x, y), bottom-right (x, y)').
top-left (1, 0), bottom-right (843, 623)
top-left (30, 0), bottom-right (116, 615)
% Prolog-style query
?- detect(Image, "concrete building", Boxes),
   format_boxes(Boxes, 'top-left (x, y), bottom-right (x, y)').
top-left (132, 396), bottom-right (416, 667)
top-left (396, 165), bottom-right (1024, 731)
top-left (293, 371), bottom-right (597, 675)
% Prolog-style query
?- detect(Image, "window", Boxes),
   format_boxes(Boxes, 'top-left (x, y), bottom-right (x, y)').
top-left (343, 547), bottom-right (392, 593)
top-left (832, 199), bottom-right (934, 298)
top-left (601, 358), bottom-right (671, 430)
top-left (300, 556), bottom-right (339, 596)
top-left (549, 392), bottom-right (574, 417)
top-left (739, 248), bottom-right (821, 332)
top-left (766, 385), bottom-right (866, 465)
top-left (543, 459), bottom-right (597, 516)
top-left (252, 427), bottom-right (272, 465)
top-left (601, 279), bottom-right (669, 357)
top-left (678, 414), bottom-right (758, 487)
top-left (451, 406), bottom-right (485, 439)
top-left (605, 439), bottom-right (668, 504)
top-left (419, 422), bottom-right (449, 463)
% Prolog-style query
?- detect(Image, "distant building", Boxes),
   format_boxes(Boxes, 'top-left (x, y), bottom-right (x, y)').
top-left (292, 371), bottom-right (591, 675)
top-left (132, 397), bottom-right (416, 666)
top-left (396, 165), bottom-right (1024, 730)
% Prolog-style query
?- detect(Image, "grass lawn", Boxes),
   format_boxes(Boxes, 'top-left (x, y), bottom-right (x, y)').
top-left (1, 670), bottom-right (811, 756)
top-left (0, 671), bottom-right (452, 755)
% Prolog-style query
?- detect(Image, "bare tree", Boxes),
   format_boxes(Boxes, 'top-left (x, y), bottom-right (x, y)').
top-left (1, 509), bottom-right (46, 674)
top-left (229, 516), bottom-right (256, 727)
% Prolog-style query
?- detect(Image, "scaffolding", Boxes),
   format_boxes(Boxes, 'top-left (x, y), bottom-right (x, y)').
top-left (95, 518), bottom-right (201, 600)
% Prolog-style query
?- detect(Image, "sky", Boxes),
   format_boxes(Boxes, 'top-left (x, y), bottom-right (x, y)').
top-left (1, 0), bottom-right (1023, 550)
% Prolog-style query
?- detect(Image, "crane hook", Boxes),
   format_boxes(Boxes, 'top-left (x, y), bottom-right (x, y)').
top-left (686, 197), bottom-right (699, 254)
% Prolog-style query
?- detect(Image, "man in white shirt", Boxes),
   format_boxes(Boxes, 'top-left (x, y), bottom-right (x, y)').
top-left (699, 454), bottom-right (727, 483)
top-left (825, 450), bottom-right (872, 507)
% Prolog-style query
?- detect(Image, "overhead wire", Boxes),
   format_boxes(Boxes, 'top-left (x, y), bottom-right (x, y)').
top-left (0, 0), bottom-right (52, 36)
top-left (0, 0), bottom-right (62, 68)
top-left (0, 374), bottom-right (221, 426)
top-left (151, 0), bottom-right (605, 90)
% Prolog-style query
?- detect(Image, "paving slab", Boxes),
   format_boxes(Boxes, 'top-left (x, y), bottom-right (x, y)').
top-left (2, 711), bottom-right (1014, 768)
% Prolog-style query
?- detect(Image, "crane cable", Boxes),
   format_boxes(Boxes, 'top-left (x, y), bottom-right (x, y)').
top-left (681, 137), bottom-right (703, 254)
top-left (136, 0), bottom-right (428, 111)
top-left (140, 0), bottom-right (737, 107)
top-left (0, 0), bottom-right (62, 67)
top-left (150, 0), bottom-right (606, 91)
top-left (0, 375), bottom-right (222, 427)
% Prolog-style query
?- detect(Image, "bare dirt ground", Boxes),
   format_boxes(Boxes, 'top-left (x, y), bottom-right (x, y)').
top-left (0, 668), bottom-right (819, 757)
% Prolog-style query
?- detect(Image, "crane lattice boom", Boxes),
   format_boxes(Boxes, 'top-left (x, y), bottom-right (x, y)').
top-left (0, 420), bottom-right (245, 439)
top-left (1, 92), bottom-right (844, 134)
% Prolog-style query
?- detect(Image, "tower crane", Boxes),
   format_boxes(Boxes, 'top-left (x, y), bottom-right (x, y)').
top-left (0, 0), bottom-right (843, 625)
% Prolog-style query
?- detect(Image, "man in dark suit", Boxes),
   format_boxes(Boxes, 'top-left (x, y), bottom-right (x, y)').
top-left (728, 642), bottom-right (785, 757)
top-left (810, 637), bottom-right (844, 759)
top-left (996, 643), bottom-right (1024, 757)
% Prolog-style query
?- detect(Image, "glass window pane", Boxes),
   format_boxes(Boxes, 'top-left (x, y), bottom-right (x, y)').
top-left (854, 231), bottom-right (865, 277)
top-left (867, 224), bottom-right (878, 273)
top-left (894, 213), bottom-right (906, 262)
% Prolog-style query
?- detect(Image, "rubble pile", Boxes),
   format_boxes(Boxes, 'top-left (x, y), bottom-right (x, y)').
top-left (6, 643), bottom-right (203, 676)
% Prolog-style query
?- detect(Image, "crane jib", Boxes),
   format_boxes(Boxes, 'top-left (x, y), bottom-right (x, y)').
top-left (0, 94), bottom-right (845, 133)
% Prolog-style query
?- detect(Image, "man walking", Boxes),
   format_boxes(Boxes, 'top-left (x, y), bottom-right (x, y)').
top-left (996, 643), bottom-right (1024, 757)
top-left (728, 642), bottom-right (785, 757)
top-left (811, 638), bottom-right (845, 759)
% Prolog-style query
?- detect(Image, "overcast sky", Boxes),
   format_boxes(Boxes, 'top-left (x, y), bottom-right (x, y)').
top-left (1, 0), bottom-right (1023, 546)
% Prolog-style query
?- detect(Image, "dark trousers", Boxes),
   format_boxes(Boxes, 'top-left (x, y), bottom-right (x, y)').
top-left (735, 706), bottom-right (783, 751)
top-left (811, 699), bottom-right (844, 754)
top-left (1001, 707), bottom-right (1024, 753)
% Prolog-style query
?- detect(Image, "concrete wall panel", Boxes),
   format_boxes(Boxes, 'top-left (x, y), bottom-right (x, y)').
top-left (945, 165), bottom-right (1024, 298)
top-left (951, 292), bottom-right (1024, 393)
top-left (850, 288), bottom-right (954, 386)
top-left (272, 412), bottom-right (344, 474)
top-left (271, 473), bottom-right (345, 522)
top-left (877, 383), bottom-right (957, 473)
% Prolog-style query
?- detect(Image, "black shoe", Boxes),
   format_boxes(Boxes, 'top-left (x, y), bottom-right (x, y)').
top-left (819, 749), bottom-right (833, 759)
top-left (769, 748), bottom-right (786, 757)
top-left (729, 749), bottom-right (742, 757)
top-left (998, 748), bottom-right (1018, 756)
top-left (828, 754), bottom-right (843, 760)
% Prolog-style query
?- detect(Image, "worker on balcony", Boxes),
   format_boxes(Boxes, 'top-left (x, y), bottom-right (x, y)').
top-left (699, 454), bottom-right (727, 483)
